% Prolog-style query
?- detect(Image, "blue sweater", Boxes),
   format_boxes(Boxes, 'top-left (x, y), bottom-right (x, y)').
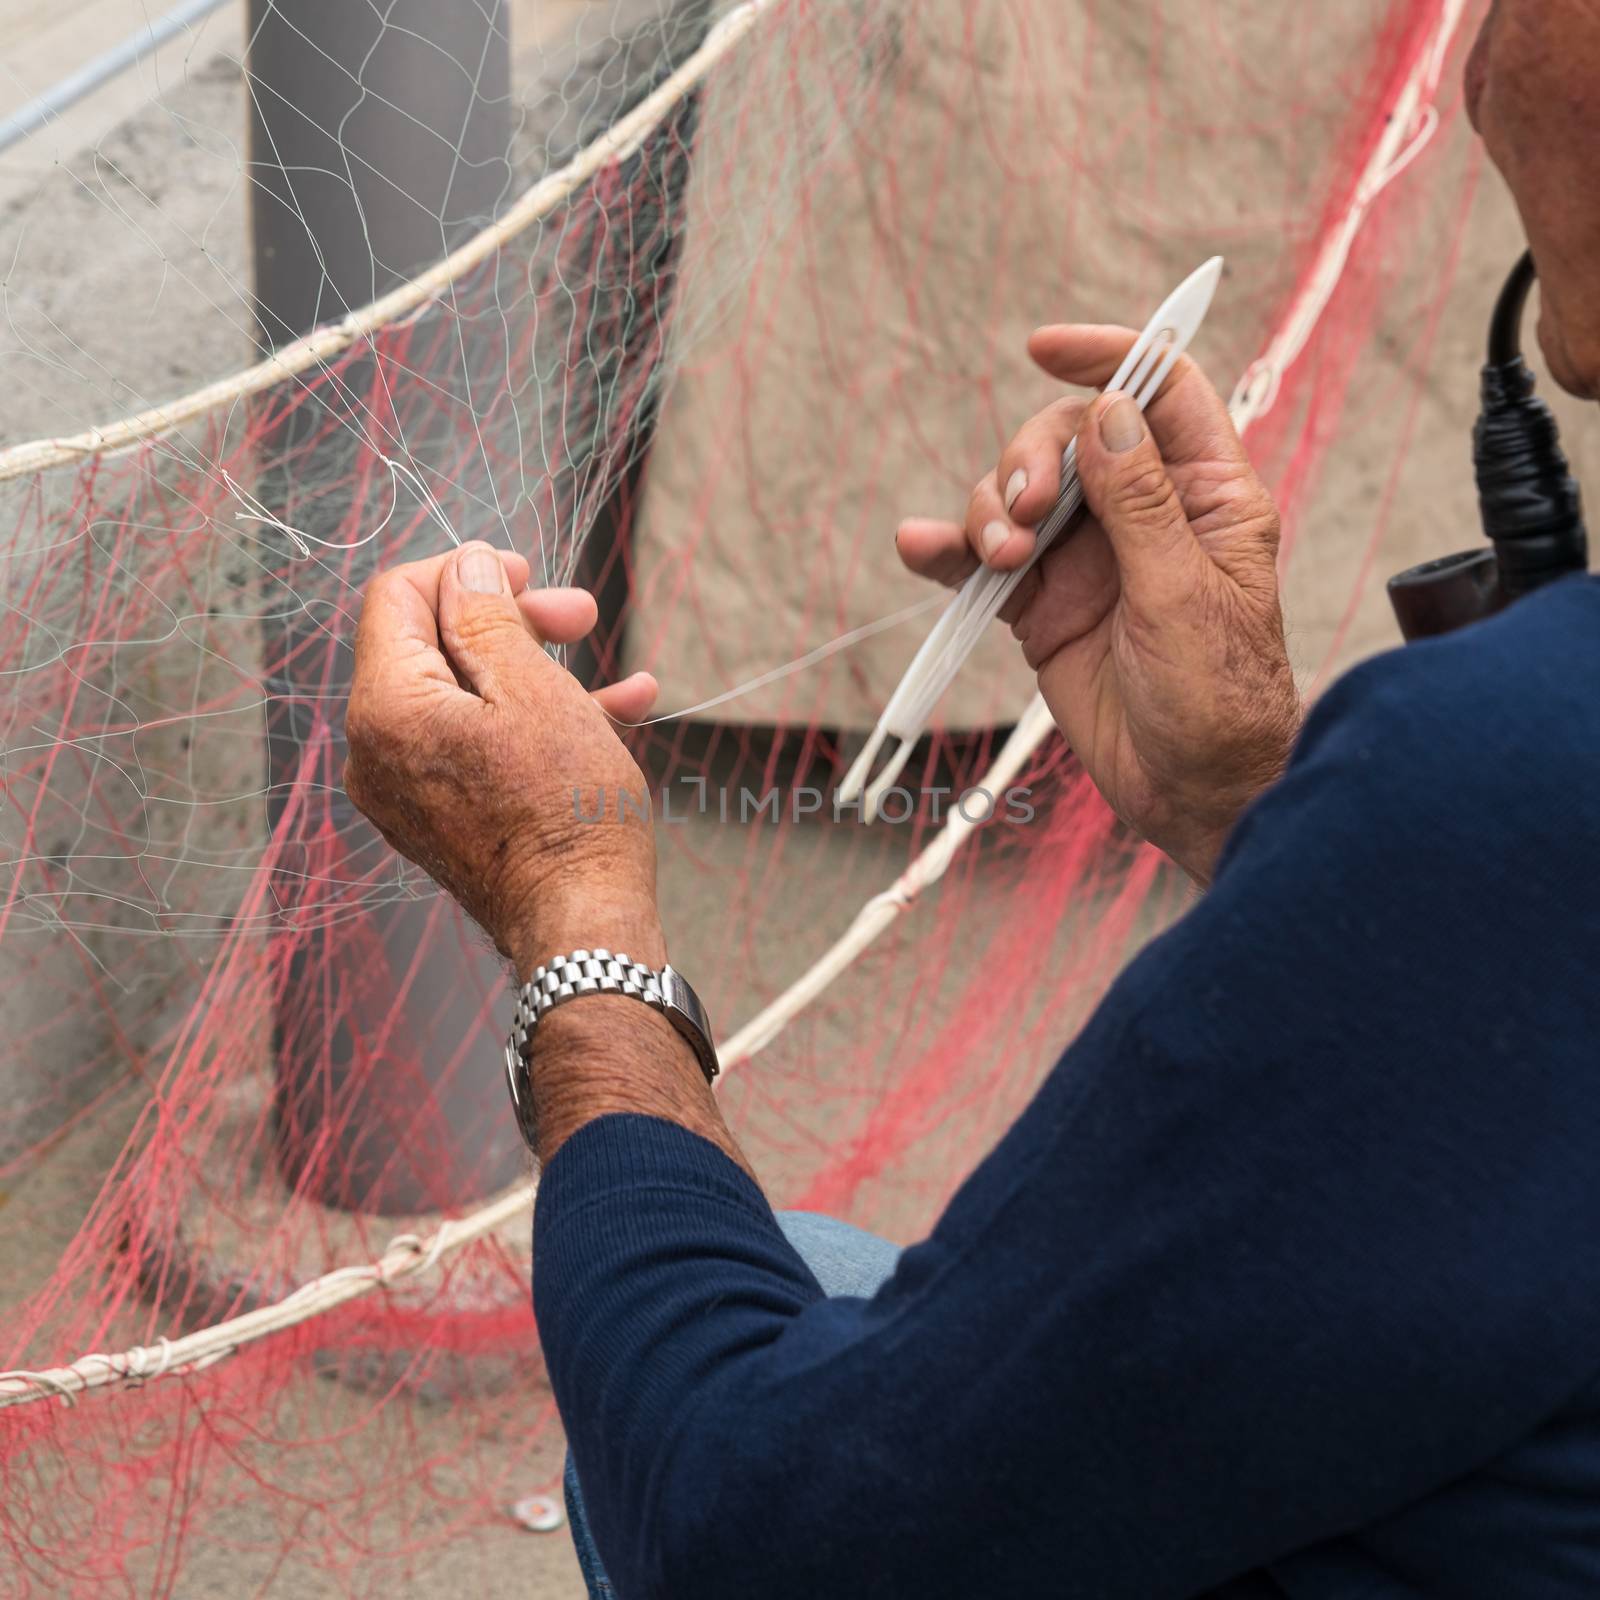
top-left (534, 576), bottom-right (1600, 1599)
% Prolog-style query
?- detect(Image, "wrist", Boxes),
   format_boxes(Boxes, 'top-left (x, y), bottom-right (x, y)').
top-left (505, 879), bottom-right (665, 983)
top-left (1164, 823), bottom-right (1234, 889)
top-left (500, 878), bottom-right (753, 1181)
top-left (1168, 709), bottom-right (1302, 886)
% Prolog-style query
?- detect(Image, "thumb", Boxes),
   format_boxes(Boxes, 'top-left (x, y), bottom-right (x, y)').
top-left (1075, 392), bottom-right (1210, 613)
top-left (438, 542), bottom-right (544, 702)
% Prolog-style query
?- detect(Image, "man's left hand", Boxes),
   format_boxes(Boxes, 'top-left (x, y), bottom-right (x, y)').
top-left (344, 542), bottom-right (662, 977)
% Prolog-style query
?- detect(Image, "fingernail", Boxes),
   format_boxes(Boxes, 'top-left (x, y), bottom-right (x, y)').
top-left (980, 521), bottom-right (1010, 562)
top-left (1099, 393), bottom-right (1144, 454)
top-left (1004, 469), bottom-right (1028, 512)
top-left (459, 545), bottom-right (505, 594)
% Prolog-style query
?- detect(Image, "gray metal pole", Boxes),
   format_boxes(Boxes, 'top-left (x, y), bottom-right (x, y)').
top-left (248, 0), bottom-right (522, 1214)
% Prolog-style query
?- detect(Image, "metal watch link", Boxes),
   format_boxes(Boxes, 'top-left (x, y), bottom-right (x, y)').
top-left (503, 949), bottom-right (719, 1149)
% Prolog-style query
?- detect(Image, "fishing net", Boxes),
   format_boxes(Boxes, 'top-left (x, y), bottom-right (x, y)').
top-left (0, 0), bottom-right (1504, 1592)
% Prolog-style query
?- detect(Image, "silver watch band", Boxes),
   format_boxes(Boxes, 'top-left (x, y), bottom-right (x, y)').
top-left (503, 949), bottom-right (719, 1149)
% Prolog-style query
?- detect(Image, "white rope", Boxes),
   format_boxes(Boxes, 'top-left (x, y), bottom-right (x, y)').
top-left (0, 1181), bottom-right (535, 1410)
top-left (1228, 0), bottom-right (1468, 430)
top-left (719, 696), bottom-right (1061, 1063)
top-left (0, 0), bottom-right (1470, 1413)
top-left (0, 0), bottom-right (780, 486)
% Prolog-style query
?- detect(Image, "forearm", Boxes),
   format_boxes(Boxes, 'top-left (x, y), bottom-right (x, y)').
top-left (510, 882), bottom-right (754, 1179)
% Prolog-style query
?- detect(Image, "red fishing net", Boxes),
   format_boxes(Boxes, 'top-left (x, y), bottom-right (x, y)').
top-left (0, 0), bottom-right (1496, 1592)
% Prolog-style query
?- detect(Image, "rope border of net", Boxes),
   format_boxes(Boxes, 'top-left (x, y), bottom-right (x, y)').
top-left (0, 0), bottom-right (1468, 1411)
top-left (0, 0), bottom-right (779, 486)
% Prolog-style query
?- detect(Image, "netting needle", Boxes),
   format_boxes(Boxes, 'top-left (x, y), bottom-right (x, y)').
top-left (837, 256), bottom-right (1225, 821)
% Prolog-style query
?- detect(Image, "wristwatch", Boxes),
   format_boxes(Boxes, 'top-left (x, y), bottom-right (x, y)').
top-left (503, 949), bottom-right (719, 1150)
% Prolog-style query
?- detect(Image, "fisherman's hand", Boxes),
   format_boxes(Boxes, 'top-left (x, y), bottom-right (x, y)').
top-left (897, 327), bottom-right (1300, 885)
top-left (344, 543), bottom-right (663, 976)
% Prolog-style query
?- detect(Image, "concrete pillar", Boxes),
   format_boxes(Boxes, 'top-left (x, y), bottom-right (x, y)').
top-left (247, 0), bottom-right (522, 1213)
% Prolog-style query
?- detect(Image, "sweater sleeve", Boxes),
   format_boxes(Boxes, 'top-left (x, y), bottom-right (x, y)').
top-left (533, 586), bottom-right (1600, 1600)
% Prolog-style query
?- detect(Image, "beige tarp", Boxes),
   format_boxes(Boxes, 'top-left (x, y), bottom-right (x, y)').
top-left (623, 0), bottom-right (1393, 728)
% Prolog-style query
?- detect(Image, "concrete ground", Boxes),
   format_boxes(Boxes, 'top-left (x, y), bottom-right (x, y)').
top-left (0, 2), bottom-right (1595, 1597)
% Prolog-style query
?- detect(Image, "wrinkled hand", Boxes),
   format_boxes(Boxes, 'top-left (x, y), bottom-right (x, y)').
top-left (345, 543), bottom-right (662, 976)
top-left (897, 326), bottom-right (1301, 885)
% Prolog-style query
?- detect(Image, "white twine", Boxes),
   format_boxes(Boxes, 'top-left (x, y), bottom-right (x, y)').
top-left (223, 453), bottom-right (461, 558)
top-left (615, 596), bottom-right (944, 727)
top-left (0, 0), bottom-right (1470, 1412)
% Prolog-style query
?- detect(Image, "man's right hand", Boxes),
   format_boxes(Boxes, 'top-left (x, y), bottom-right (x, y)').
top-left (895, 325), bottom-right (1301, 885)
